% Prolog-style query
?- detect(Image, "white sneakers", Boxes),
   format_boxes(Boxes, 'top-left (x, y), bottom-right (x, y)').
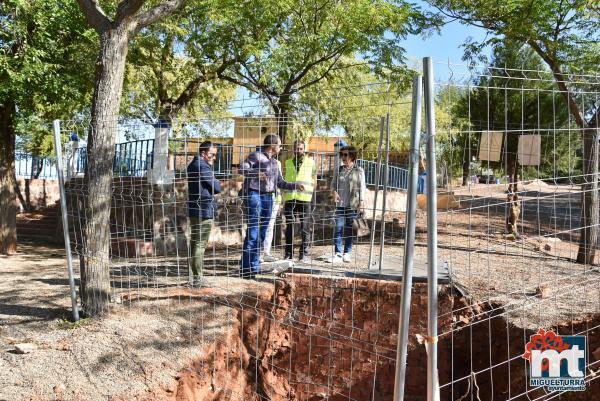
top-left (325, 254), bottom-right (343, 263)
top-left (325, 254), bottom-right (352, 263)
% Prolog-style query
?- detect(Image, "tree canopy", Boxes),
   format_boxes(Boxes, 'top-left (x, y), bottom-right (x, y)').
top-left (0, 0), bottom-right (96, 254)
top-left (123, 0), bottom-right (245, 125)
top-left (1, 0), bottom-right (96, 155)
top-left (428, 0), bottom-right (600, 129)
top-left (216, 0), bottom-right (431, 140)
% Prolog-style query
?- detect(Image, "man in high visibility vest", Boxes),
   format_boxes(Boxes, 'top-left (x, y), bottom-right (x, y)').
top-left (283, 140), bottom-right (316, 261)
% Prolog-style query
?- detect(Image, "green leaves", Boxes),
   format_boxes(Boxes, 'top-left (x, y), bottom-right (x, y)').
top-left (1, 0), bottom-right (96, 154)
top-left (428, 0), bottom-right (600, 75)
top-left (218, 0), bottom-right (432, 111)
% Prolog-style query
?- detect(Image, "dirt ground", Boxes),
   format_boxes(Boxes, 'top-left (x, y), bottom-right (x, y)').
top-left (111, 180), bottom-right (600, 330)
top-left (279, 181), bottom-right (600, 330)
top-left (0, 243), bottom-right (272, 401)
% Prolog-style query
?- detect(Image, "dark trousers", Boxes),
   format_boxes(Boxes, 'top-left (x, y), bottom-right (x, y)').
top-left (284, 200), bottom-right (311, 258)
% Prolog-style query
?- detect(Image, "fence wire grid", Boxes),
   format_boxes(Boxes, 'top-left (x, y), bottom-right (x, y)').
top-left (46, 59), bottom-right (600, 401)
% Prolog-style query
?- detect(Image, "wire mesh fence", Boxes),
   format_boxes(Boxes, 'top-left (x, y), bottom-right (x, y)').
top-left (47, 58), bottom-right (600, 400)
top-left (53, 78), bottom-right (427, 401)
top-left (433, 61), bottom-right (600, 400)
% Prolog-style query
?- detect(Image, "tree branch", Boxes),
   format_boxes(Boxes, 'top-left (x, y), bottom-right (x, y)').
top-left (116, 0), bottom-right (147, 25)
top-left (171, 61), bottom-right (235, 115)
top-left (430, 4), bottom-right (504, 31)
top-left (526, 39), bottom-right (585, 128)
top-left (286, 44), bottom-right (347, 91)
top-left (296, 52), bottom-right (345, 92)
top-left (217, 72), bottom-right (260, 95)
top-left (133, 0), bottom-right (186, 30)
top-left (75, 0), bottom-right (110, 32)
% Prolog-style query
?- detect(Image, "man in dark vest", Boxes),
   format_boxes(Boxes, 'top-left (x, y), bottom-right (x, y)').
top-left (187, 141), bottom-right (221, 287)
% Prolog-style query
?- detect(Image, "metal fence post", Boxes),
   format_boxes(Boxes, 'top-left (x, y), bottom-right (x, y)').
top-left (393, 74), bottom-right (423, 401)
top-left (423, 57), bottom-right (440, 401)
top-left (367, 117), bottom-right (386, 269)
top-left (52, 120), bottom-right (80, 322)
top-left (377, 113), bottom-right (391, 271)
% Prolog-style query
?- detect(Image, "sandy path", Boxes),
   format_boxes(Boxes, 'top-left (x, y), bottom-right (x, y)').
top-left (0, 243), bottom-right (270, 401)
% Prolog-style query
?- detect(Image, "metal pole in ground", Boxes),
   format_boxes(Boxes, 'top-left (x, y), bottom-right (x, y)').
top-left (367, 117), bottom-right (386, 268)
top-left (393, 74), bottom-right (422, 401)
top-left (377, 113), bottom-right (391, 271)
top-left (423, 57), bottom-right (440, 401)
top-left (52, 120), bottom-right (80, 322)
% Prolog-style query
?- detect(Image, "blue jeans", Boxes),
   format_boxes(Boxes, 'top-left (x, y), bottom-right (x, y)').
top-left (334, 207), bottom-right (357, 255)
top-left (241, 190), bottom-right (274, 276)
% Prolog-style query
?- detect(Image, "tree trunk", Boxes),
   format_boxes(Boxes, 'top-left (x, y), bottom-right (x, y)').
top-left (576, 126), bottom-right (599, 264)
top-left (525, 42), bottom-right (598, 265)
top-left (81, 25), bottom-right (131, 316)
top-left (506, 156), bottom-right (520, 236)
top-left (462, 158), bottom-right (469, 186)
top-left (274, 96), bottom-right (290, 144)
top-left (0, 100), bottom-right (17, 255)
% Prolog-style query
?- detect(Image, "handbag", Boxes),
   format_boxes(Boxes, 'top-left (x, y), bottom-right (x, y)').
top-left (352, 213), bottom-right (370, 237)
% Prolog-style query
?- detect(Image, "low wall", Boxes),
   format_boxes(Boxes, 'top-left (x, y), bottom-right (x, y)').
top-left (65, 176), bottom-right (407, 256)
top-left (15, 178), bottom-right (60, 213)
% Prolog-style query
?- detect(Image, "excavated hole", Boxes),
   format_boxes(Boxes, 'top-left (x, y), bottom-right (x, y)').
top-left (137, 275), bottom-right (600, 401)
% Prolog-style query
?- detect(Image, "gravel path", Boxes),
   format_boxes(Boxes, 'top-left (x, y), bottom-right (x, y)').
top-left (0, 243), bottom-right (271, 401)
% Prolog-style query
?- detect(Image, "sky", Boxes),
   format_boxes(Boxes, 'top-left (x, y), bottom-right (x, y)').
top-left (400, 1), bottom-right (493, 79)
top-left (401, 11), bottom-right (490, 65)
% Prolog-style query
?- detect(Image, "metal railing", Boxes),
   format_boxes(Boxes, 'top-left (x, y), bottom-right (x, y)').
top-left (15, 153), bottom-right (58, 179)
top-left (357, 159), bottom-right (409, 191)
top-left (17, 139), bottom-right (409, 190)
top-left (113, 139), bottom-right (154, 177)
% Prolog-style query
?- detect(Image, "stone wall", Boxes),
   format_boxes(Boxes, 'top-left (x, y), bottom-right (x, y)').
top-left (65, 176), bottom-right (407, 257)
top-left (15, 178), bottom-right (60, 213)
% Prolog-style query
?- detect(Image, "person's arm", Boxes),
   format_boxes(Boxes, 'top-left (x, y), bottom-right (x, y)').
top-left (276, 166), bottom-right (298, 191)
top-left (200, 163), bottom-right (222, 194)
top-left (239, 152), bottom-right (260, 178)
top-left (358, 168), bottom-right (367, 212)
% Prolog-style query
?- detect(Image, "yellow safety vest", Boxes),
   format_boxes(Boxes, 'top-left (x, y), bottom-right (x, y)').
top-left (283, 157), bottom-right (315, 202)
